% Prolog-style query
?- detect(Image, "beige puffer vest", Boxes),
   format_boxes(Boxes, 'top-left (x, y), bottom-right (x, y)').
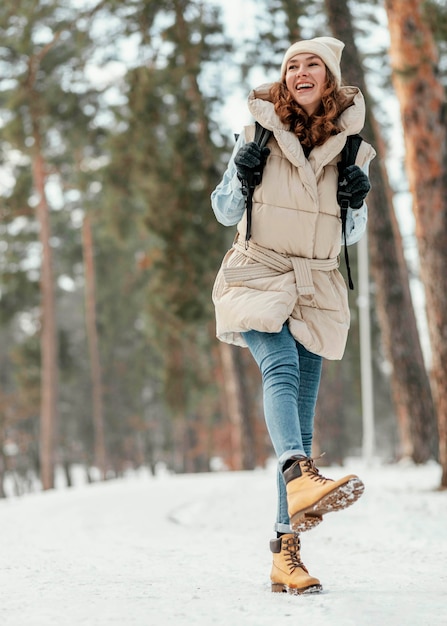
top-left (212, 84), bottom-right (375, 359)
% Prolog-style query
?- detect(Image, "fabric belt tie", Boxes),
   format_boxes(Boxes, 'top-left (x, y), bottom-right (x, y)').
top-left (223, 239), bottom-right (339, 296)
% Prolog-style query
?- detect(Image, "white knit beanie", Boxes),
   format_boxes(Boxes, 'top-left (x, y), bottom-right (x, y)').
top-left (280, 36), bottom-right (345, 86)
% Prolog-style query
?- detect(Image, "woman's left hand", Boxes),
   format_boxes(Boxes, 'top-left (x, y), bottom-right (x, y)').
top-left (338, 165), bottom-right (371, 209)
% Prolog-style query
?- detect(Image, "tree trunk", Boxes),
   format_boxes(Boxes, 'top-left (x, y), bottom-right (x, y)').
top-left (218, 343), bottom-right (255, 470)
top-left (232, 347), bottom-right (257, 469)
top-left (25, 31), bottom-right (66, 491)
top-left (326, 0), bottom-right (437, 463)
top-left (384, 0), bottom-right (447, 485)
top-left (32, 145), bottom-right (58, 490)
top-left (82, 213), bottom-right (107, 479)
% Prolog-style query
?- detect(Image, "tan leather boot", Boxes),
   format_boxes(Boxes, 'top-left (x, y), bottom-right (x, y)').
top-left (270, 533), bottom-right (322, 594)
top-left (284, 456), bottom-right (364, 532)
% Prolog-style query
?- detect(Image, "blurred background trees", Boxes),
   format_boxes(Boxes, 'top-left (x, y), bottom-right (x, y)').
top-left (0, 0), bottom-right (446, 496)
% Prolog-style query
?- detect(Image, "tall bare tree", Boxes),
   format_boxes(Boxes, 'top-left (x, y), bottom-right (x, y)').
top-left (325, 0), bottom-right (436, 463)
top-left (384, 0), bottom-right (447, 485)
top-left (218, 343), bottom-right (256, 470)
top-left (28, 44), bottom-right (61, 490)
top-left (82, 214), bottom-right (107, 479)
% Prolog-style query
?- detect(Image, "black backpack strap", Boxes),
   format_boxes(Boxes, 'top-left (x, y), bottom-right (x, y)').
top-left (242, 122), bottom-right (272, 246)
top-left (254, 121), bottom-right (272, 150)
top-left (337, 134), bottom-right (363, 290)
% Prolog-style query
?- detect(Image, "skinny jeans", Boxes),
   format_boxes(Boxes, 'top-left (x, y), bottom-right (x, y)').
top-left (242, 323), bottom-right (322, 533)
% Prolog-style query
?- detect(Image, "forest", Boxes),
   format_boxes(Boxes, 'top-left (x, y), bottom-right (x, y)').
top-left (0, 0), bottom-right (446, 497)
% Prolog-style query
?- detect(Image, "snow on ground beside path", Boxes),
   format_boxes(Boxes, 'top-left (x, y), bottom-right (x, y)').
top-left (0, 460), bottom-right (446, 626)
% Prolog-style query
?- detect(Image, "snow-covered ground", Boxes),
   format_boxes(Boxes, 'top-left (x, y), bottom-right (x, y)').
top-left (1, 459), bottom-right (446, 626)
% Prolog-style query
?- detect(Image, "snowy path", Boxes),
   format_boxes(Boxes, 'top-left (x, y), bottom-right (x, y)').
top-left (1, 460), bottom-right (446, 626)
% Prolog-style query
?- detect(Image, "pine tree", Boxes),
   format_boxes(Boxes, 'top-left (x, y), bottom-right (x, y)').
top-left (0, 2), bottom-right (65, 488)
top-left (0, 0), bottom-right (117, 488)
top-left (100, 0), bottom-right (247, 471)
top-left (325, 0), bottom-right (436, 462)
top-left (384, 0), bottom-right (447, 485)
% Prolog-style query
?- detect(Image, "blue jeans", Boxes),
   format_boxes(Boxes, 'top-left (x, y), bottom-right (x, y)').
top-left (242, 323), bottom-right (322, 532)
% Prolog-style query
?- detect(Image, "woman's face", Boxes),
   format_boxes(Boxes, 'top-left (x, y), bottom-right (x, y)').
top-left (284, 53), bottom-right (327, 115)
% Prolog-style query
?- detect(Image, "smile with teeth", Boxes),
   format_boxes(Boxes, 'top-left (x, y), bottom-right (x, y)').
top-left (296, 83), bottom-right (314, 91)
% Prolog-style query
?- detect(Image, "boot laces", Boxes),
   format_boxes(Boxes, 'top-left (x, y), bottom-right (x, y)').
top-left (302, 455), bottom-right (333, 484)
top-left (283, 535), bottom-right (309, 573)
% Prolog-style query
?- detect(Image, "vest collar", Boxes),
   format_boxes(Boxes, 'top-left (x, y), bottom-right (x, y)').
top-left (247, 83), bottom-right (367, 176)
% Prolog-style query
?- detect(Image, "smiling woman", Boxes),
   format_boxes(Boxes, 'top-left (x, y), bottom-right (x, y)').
top-left (210, 36), bottom-right (375, 595)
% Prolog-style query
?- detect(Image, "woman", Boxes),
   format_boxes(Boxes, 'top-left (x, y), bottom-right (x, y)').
top-left (211, 37), bottom-right (375, 594)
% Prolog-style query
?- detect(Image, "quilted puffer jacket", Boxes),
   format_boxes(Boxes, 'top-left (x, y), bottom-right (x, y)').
top-left (212, 83), bottom-right (375, 359)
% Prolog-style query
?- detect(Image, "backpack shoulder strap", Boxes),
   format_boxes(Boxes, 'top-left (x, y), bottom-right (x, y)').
top-left (254, 121), bottom-right (272, 151)
top-left (338, 134), bottom-right (364, 290)
top-left (338, 134), bottom-right (363, 175)
top-left (243, 122), bottom-right (272, 245)
top-left (234, 123), bottom-right (272, 148)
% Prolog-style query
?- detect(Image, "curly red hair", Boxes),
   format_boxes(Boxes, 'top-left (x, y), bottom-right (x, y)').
top-left (269, 71), bottom-right (352, 151)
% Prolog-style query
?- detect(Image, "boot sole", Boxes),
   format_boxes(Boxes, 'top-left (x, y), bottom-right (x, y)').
top-left (271, 582), bottom-right (323, 594)
top-left (290, 477), bottom-right (364, 533)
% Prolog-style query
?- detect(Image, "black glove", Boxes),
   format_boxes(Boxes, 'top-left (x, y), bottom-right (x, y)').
top-left (337, 164), bottom-right (371, 209)
top-left (234, 142), bottom-right (270, 182)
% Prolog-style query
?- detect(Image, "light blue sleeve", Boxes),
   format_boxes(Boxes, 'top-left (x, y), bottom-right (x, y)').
top-left (211, 133), bottom-right (246, 227)
top-left (344, 161), bottom-right (370, 246)
top-left (345, 203), bottom-right (368, 245)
